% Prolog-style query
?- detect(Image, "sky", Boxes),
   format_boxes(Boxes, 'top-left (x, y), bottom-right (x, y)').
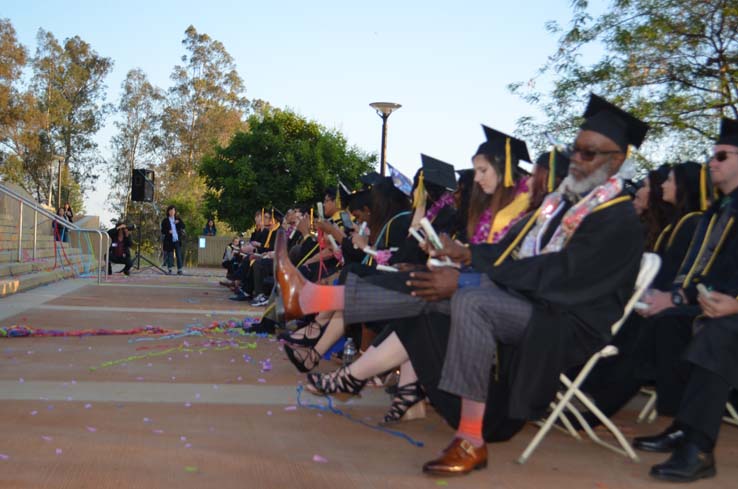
top-left (4, 0), bottom-right (607, 225)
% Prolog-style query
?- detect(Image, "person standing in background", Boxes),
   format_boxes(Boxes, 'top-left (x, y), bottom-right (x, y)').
top-left (161, 205), bottom-right (185, 275)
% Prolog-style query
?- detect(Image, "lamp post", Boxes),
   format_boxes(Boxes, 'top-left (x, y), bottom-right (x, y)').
top-left (369, 102), bottom-right (402, 176)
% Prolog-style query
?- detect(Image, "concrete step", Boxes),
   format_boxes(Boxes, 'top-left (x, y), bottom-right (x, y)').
top-left (0, 267), bottom-right (82, 299)
top-left (0, 253), bottom-right (97, 279)
top-left (0, 246), bottom-right (86, 263)
top-left (0, 238), bottom-right (75, 252)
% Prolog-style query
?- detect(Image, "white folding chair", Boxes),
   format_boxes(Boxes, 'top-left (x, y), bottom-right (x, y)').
top-left (639, 390), bottom-right (738, 427)
top-left (518, 252), bottom-right (661, 464)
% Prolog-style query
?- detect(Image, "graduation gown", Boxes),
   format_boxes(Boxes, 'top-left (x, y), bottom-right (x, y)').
top-left (392, 191), bottom-right (644, 440)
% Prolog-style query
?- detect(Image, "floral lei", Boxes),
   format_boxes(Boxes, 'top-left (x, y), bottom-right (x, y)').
top-left (425, 192), bottom-right (455, 223)
top-left (471, 178), bottom-right (530, 245)
top-left (518, 176), bottom-right (623, 258)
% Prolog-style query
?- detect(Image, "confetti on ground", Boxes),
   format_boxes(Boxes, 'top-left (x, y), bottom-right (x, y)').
top-left (41, 436), bottom-right (53, 442)
top-left (86, 426), bottom-right (97, 433)
top-left (0, 454), bottom-right (8, 460)
top-left (184, 466), bottom-right (198, 473)
top-left (84, 404), bottom-right (92, 409)
top-left (436, 481), bottom-right (448, 486)
top-left (30, 410), bottom-right (38, 416)
top-left (312, 454), bottom-right (328, 463)
top-left (153, 429), bottom-right (164, 435)
top-left (55, 448), bottom-right (62, 455)
top-left (284, 406), bottom-right (297, 411)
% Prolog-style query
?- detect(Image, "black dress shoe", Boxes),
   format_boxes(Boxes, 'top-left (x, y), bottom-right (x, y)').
top-left (633, 427), bottom-right (685, 453)
top-left (650, 442), bottom-right (716, 482)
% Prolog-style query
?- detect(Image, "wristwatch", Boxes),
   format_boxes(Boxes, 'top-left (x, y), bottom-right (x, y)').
top-left (671, 290), bottom-right (685, 306)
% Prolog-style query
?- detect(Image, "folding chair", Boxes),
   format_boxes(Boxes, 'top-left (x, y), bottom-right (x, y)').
top-left (638, 389), bottom-right (738, 428)
top-left (518, 252), bottom-right (661, 464)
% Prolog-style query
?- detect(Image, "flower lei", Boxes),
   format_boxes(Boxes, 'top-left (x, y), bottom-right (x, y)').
top-left (470, 178), bottom-right (530, 245)
top-left (518, 176), bottom-right (623, 258)
top-left (425, 192), bottom-right (455, 223)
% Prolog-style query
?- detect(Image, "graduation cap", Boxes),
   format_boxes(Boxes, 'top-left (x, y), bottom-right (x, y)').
top-left (387, 163), bottom-right (414, 196)
top-left (678, 161), bottom-right (712, 211)
top-left (475, 126), bottom-right (531, 188)
top-left (717, 117), bottom-right (738, 147)
top-left (580, 94), bottom-right (649, 152)
top-left (359, 171), bottom-right (383, 188)
top-left (536, 149), bottom-right (571, 192)
top-left (271, 208), bottom-right (284, 222)
top-left (419, 154), bottom-right (457, 191)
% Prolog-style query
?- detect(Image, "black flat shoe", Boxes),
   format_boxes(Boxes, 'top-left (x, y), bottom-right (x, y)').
top-left (633, 426), bottom-right (685, 453)
top-left (650, 442), bottom-right (716, 482)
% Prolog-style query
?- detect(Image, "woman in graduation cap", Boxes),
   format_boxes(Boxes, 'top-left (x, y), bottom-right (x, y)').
top-left (529, 149), bottom-right (571, 210)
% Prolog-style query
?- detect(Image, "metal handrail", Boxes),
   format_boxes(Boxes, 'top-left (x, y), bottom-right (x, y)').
top-left (0, 182), bottom-right (110, 284)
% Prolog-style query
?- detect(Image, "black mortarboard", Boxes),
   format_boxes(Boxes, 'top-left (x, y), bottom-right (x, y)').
top-left (271, 208), bottom-right (284, 221)
top-left (359, 171), bottom-right (383, 187)
top-left (717, 117), bottom-right (738, 147)
top-left (536, 149), bottom-right (571, 192)
top-left (475, 126), bottom-right (531, 187)
top-left (580, 94), bottom-right (649, 151)
top-left (420, 154), bottom-right (457, 191)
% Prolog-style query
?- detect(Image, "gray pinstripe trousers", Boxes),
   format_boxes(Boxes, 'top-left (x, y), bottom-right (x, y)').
top-left (343, 272), bottom-right (451, 326)
top-left (438, 275), bottom-right (533, 402)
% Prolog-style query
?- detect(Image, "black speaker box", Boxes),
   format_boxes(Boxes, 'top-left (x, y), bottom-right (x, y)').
top-left (131, 169), bottom-right (155, 202)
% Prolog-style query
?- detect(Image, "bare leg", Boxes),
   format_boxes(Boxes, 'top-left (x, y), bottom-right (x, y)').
top-left (348, 332), bottom-right (409, 380)
top-left (288, 311), bottom-right (334, 341)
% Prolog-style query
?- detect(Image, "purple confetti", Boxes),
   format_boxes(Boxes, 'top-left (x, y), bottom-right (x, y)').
top-left (18, 378), bottom-right (24, 384)
top-left (312, 454), bottom-right (328, 463)
top-left (266, 410), bottom-right (272, 416)
top-left (184, 402), bottom-right (192, 408)
top-left (185, 443), bottom-right (192, 448)
top-left (153, 429), bottom-right (164, 435)
top-left (195, 393), bottom-right (201, 400)
top-left (143, 417), bottom-right (151, 423)
top-left (0, 454), bottom-right (8, 460)
top-left (55, 448), bottom-right (62, 455)
top-left (30, 410), bottom-right (38, 416)
top-left (257, 378), bottom-right (266, 383)
top-left (86, 426), bottom-right (97, 433)
top-left (284, 406), bottom-right (297, 412)
top-left (84, 404), bottom-right (92, 409)
top-left (41, 436), bottom-right (53, 442)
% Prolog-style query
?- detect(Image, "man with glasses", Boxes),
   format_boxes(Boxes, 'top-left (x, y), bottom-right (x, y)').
top-left (633, 117), bottom-right (738, 482)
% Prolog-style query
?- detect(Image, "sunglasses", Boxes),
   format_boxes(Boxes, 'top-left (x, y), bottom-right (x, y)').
top-left (712, 150), bottom-right (738, 162)
top-left (569, 146), bottom-right (623, 162)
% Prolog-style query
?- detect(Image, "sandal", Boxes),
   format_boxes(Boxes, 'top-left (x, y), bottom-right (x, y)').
top-left (306, 366), bottom-right (367, 398)
top-left (278, 313), bottom-right (332, 348)
top-left (382, 381), bottom-right (426, 425)
top-left (284, 344), bottom-right (321, 373)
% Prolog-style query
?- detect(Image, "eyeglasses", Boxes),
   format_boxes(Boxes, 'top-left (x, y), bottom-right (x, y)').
top-left (569, 146), bottom-right (623, 162)
top-left (712, 150), bottom-right (738, 162)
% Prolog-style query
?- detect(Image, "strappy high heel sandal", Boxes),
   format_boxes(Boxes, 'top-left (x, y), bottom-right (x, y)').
top-left (277, 313), bottom-right (332, 348)
top-left (306, 366), bottom-right (367, 400)
top-left (284, 343), bottom-right (321, 373)
top-left (382, 381), bottom-right (426, 425)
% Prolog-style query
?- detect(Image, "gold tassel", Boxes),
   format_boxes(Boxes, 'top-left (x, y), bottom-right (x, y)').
top-left (699, 164), bottom-right (709, 211)
top-left (504, 138), bottom-right (513, 187)
top-left (261, 208), bottom-right (265, 228)
top-left (626, 146), bottom-right (632, 160)
top-left (412, 170), bottom-right (425, 209)
top-left (310, 207), bottom-right (314, 228)
top-left (335, 183), bottom-right (341, 209)
top-left (547, 150), bottom-right (556, 193)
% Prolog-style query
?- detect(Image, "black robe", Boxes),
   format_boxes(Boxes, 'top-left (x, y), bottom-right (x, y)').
top-left (390, 192), bottom-right (644, 440)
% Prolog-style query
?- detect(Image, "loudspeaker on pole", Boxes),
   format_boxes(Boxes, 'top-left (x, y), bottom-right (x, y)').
top-left (131, 169), bottom-right (155, 202)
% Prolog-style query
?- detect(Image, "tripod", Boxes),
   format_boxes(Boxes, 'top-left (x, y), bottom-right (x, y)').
top-left (131, 211), bottom-right (167, 275)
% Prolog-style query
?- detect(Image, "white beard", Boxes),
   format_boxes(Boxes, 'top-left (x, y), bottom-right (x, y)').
top-left (559, 163), bottom-right (613, 199)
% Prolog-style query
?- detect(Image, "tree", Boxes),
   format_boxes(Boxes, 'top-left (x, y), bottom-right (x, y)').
top-left (32, 29), bottom-right (113, 197)
top-left (159, 25), bottom-right (248, 196)
top-left (509, 0), bottom-right (738, 165)
top-left (108, 68), bottom-right (164, 218)
top-left (0, 18), bottom-right (50, 201)
top-left (200, 107), bottom-right (375, 231)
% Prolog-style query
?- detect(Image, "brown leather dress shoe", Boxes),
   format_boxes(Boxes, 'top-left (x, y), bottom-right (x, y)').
top-left (422, 438), bottom-right (488, 476)
top-left (274, 229), bottom-right (307, 320)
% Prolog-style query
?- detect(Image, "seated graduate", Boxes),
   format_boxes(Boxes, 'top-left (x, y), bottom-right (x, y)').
top-left (635, 165), bottom-right (673, 250)
top-left (274, 127), bottom-right (536, 423)
top-left (299, 94), bottom-right (647, 476)
top-left (629, 118), bottom-right (738, 481)
top-left (573, 160), bottom-right (710, 426)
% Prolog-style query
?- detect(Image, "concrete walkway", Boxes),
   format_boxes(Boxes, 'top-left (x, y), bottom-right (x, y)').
top-left (0, 268), bottom-right (735, 489)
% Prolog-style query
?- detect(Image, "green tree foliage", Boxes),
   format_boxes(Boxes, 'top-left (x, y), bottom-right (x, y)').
top-left (200, 107), bottom-right (376, 231)
top-left (509, 0), bottom-right (738, 164)
top-left (109, 68), bottom-right (164, 218)
top-left (32, 29), bottom-right (113, 193)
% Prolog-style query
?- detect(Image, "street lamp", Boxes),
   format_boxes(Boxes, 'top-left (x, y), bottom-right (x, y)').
top-left (369, 102), bottom-right (402, 176)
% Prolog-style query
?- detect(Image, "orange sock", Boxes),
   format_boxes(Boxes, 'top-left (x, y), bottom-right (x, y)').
top-left (299, 282), bottom-right (344, 314)
top-left (456, 400), bottom-right (485, 447)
